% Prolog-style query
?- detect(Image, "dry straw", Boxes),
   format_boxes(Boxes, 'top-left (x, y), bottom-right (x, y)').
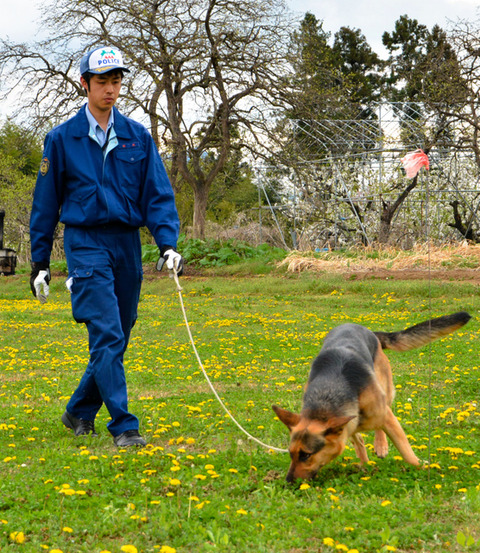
top-left (279, 242), bottom-right (480, 274)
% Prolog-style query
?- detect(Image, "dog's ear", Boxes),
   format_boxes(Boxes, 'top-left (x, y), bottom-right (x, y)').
top-left (324, 415), bottom-right (356, 438)
top-left (272, 405), bottom-right (301, 430)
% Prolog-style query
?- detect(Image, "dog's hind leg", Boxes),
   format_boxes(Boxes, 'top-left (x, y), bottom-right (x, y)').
top-left (382, 407), bottom-right (420, 466)
top-left (374, 430), bottom-right (389, 458)
top-left (351, 433), bottom-right (369, 464)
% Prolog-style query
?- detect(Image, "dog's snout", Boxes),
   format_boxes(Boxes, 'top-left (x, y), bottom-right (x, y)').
top-left (286, 466), bottom-right (297, 483)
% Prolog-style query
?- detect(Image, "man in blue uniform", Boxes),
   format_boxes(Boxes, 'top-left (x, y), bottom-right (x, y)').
top-left (29, 46), bottom-right (183, 447)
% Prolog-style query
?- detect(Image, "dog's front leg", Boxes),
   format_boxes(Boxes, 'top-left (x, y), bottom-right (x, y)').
top-left (382, 408), bottom-right (420, 466)
top-left (351, 433), bottom-right (369, 464)
top-left (374, 429), bottom-right (389, 458)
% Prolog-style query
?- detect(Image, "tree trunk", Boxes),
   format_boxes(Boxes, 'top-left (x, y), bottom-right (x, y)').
top-left (448, 200), bottom-right (477, 241)
top-left (192, 183), bottom-right (210, 239)
top-left (377, 202), bottom-right (395, 244)
top-left (377, 174), bottom-right (420, 244)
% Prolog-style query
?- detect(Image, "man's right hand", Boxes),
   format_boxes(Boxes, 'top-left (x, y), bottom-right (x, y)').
top-left (30, 262), bottom-right (51, 303)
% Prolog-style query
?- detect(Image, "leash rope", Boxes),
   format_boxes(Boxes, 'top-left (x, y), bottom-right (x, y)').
top-left (169, 269), bottom-right (288, 453)
top-left (425, 169), bottom-right (433, 475)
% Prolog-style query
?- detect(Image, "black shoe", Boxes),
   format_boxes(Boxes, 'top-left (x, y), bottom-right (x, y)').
top-left (62, 411), bottom-right (98, 437)
top-left (114, 430), bottom-right (147, 447)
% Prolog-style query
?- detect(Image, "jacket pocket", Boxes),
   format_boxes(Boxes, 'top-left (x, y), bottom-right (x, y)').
top-left (69, 266), bottom-right (96, 324)
top-left (115, 149), bottom-right (146, 202)
top-left (115, 149), bottom-right (146, 164)
top-left (66, 185), bottom-right (97, 223)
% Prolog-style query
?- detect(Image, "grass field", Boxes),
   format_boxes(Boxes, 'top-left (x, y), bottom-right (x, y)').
top-left (1, 267), bottom-right (479, 552)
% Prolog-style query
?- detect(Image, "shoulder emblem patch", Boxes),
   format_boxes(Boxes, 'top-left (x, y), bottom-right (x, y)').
top-left (40, 157), bottom-right (50, 176)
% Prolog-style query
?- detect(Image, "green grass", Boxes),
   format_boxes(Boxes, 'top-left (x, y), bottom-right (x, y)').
top-left (1, 269), bottom-right (480, 553)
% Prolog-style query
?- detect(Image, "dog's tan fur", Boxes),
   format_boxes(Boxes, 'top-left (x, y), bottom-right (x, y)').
top-left (273, 312), bottom-right (471, 481)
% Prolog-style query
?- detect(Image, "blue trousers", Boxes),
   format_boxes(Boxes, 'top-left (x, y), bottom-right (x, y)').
top-left (63, 224), bottom-right (143, 436)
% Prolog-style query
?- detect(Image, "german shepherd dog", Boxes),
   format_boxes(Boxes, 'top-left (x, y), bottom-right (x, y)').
top-left (273, 312), bottom-right (471, 482)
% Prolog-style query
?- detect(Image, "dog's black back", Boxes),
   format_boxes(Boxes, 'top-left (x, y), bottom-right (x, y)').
top-left (303, 324), bottom-right (377, 418)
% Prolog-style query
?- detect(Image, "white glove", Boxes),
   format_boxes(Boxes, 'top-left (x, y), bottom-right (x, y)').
top-left (163, 249), bottom-right (184, 275)
top-left (34, 270), bottom-right (50, 303)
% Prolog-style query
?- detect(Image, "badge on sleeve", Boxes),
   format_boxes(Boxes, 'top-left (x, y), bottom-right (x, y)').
top-left (40, 157), bottom-right (50, 176)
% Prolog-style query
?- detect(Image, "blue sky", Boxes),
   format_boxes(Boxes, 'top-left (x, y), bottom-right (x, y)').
top-left (2, 0), bottom-right (479, 54)
top-left (286, 0), bottom-right (479, 56)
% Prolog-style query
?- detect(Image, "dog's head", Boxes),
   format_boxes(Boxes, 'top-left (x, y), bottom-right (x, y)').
top-left (272, 405), bottom-right (355, 482)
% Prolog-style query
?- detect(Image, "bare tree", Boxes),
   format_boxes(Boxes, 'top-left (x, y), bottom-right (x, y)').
top-left (0, 0), bottom-right (294, 238)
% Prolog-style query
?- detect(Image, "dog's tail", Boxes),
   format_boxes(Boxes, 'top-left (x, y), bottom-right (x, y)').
top-left (375, 311), bottom-right (471, 352)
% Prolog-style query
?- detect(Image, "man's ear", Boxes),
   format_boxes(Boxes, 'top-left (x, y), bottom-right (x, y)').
top-left (272, 405), bottom-right (301, 430)
top-left (80, 76), bottom-right (89, 94)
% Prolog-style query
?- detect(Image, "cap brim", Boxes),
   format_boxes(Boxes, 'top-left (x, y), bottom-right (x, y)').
top-left (88, 66), bottom-right (130, 74)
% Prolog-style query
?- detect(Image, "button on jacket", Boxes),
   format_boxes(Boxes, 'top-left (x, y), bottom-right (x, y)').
top-left (30, 104), bottom-right (179, 263)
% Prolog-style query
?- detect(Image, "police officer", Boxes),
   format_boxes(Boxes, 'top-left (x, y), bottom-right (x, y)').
top-left (30, 46), bottom-right (183, 447)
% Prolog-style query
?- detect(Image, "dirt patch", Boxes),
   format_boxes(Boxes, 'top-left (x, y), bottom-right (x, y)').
top-left (339, 267), bottom-right (480, 284)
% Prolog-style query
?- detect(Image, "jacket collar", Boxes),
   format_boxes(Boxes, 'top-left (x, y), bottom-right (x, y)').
top-left (72, 105), bottom-right (132, 140)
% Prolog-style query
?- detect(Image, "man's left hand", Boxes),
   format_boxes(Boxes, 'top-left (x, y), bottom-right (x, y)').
top-left (30, 262), bottom-right (51, 303)
top-left (157, 248), bottom-right (184, 276)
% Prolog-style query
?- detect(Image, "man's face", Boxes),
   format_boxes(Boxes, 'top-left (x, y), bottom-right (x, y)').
top-left (81, 71), bottom-right (122, 113)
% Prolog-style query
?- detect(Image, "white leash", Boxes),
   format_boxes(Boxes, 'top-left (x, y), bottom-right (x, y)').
top-left (169, 269), bottom-right (288, 453)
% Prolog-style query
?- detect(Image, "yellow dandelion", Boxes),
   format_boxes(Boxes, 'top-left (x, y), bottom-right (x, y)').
top-left (299, 483), bottom-right (310, 490)
top-left (381, 500), bottom-right (392, 507)
top-left (121, 546), bottom-right (138, 553)
top-left (62, 526), bottom-right (73, 533)
top-left (236, 509), bottom-right (248, 515)
top-left (169, 478), bottom-right (181, 486)
top-left (323, 537), bottom-right (335, 546)
top-left (159, 546), bottom-right (177, 553)
top-left (10, 531), bottom-right (25, 544)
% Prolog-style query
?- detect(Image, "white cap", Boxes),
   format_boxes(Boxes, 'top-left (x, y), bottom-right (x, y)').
top-left (80, 47), bottom-right (130, 75)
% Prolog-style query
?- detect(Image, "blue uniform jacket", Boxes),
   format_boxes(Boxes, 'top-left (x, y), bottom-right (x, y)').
top-left (30, 105), bottom-right (180, 263)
